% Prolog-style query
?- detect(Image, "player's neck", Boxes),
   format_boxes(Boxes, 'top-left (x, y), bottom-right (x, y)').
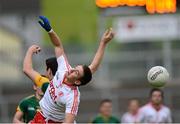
top-left (150, 102), bottom-right (162, 111)
top-left (64, 78), bottom-right (74, 86)
top-left (49, 76), bottom-right (53, 81)
top-left (35, 93), bottom-right (41, 101)
top-left (101, 114), bottom-right (111, 119)
top-left (130, 110), bottom-right (138, 115)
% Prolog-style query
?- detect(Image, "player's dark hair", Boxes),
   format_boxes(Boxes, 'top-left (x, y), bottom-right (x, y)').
top-left (149, 88), bottom-right (164, 98)
top-left (46, 57), bottom-right (58, 76)
top-left (78, 65), bottom-right (92, 86)
top-left (128, 98), bottom-right (139, 104)
top-left (41, 74), bottom-right (47, 77)
top-left (100, 99), bottom-right (112, 106)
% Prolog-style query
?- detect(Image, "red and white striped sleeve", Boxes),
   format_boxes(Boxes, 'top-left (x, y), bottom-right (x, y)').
top-left (57, 55), bottom-right (71, 72)
top-left (65, 89), bottom-right (80, 115)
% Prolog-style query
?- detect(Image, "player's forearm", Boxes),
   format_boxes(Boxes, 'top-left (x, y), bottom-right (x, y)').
top-left (13, 118), bottom-right (24, 123)
top-left (48, 30), bottom-right (63, 48)
top-left (89, 28), bottom-right (114, 73)
top-left (23, 45), bottom-right (41, 83)
top-left (13, 115), bottom-right (24, 123)
top-left (38, 16), bottom-right (65, 57)
top-left (64, 113), bottom-right (75, 123)
top-left (23, 49), bottom-right (34, 73)
top-left (89, 42), bottom-right (106, 74)
top-left (48, 30), bottom-right (64, 57)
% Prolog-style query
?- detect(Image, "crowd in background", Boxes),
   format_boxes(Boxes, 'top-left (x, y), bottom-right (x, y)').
top-left (91, 88), bottom-right (172, 123)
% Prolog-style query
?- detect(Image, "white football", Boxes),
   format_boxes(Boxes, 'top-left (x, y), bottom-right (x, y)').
top-left (147, 66), bottom-right (169, 87)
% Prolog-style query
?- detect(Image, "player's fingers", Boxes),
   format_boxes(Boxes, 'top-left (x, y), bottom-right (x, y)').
top-left (106, 28), bottom-right (113, 35)
top-left (104, 29), bottom-right (110, 36)
top-left (110, 27), bottom-right (112, 30)
top-left (38, 21), bottom-right (44, 27)
top-left (106, 31), bottom-right (113, 38)
top-left (39, 16), bottom-right (45, 21)
top-left (35, 48), bottom-right (41, 54)
top-left (36, 47), bottom-right (41, 52)
top-left (110, 31), bottom-right (114, 38)
top-left (108, 29), bottom-right (114, 37)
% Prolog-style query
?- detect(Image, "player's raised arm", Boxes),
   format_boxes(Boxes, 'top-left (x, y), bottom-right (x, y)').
top-left (89, 28), bottom-right (114, 74)
top-left (23, 45), bottom-right (41, 83)
top-left (38, 16), bottom-right (64, 58)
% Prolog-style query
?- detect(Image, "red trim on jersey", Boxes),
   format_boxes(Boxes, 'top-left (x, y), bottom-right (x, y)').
top-left (62, 75), bottom-right (77, 90)
top-left (62, 80), bottom-right (77, 90)
top-left (149, 102), bottom-right (163, 111)
top-left (63, 55), bottom-right (71, 71)
top-left (61, 75), bottom-right (66, 84)
top-left (71, 88), bottom-right (78, 114)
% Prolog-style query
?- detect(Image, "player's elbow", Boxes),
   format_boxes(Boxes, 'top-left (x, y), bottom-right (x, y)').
top-left (88, 65), bottom-right (97, 74)
top-left (23, 67), bottom-right (28, 74)
top-left (12, 118), bottom-right (17, 123)
top-left (12, 117), bottom-right (20, 123)
top-left (23, 66), bottom-right (32, 76)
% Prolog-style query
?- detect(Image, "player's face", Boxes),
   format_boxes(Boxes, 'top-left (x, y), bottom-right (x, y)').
top-left (66, 65), bottom-right (84, 83)
top-left (45, 68), bottom-right (53, 80)
top-left (100, 102), bottom-right (112, 117)
top-left (128, 100), bottom-right (139, 113)
top-left (151, 91), bottom-right (163, 105)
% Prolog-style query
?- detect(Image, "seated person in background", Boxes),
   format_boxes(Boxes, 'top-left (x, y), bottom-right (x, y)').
top-left (121, 98), bottom-right (141, 123)
top-left (92, 99), bottom-right (120, 123)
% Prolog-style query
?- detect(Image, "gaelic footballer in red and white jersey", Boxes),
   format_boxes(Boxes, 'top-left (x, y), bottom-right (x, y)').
top-left (139, 102), bottom-right (172, 123)
top-left (138, 88), bottom-right (172, 123)
top-left (40, 55), bottom-right (80, 122)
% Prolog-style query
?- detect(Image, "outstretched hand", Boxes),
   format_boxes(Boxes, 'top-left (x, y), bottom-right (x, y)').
top-left (38, 16), bottom-right (52, 32)
top-left (101, 28), bottom-right (114, 44)
top-left (28, 45), bottom-right (41, 54)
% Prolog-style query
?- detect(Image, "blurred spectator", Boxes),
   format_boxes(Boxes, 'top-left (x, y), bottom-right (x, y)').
top-left (139, 88), bottom-right (172, 123)
top-left (121, 98), bottom-right (141, 123)
top-left (92, 99), bottom-right (120, 123)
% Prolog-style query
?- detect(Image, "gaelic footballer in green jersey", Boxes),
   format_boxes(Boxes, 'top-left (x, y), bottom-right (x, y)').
top-left (16, 95), bottom-right (40, 123)
top-left (13, 75), bottom-right (49, 123)
top-left (92, 99), bottom-right (120, 123)
top-left (13, 57), bottom-right (57, 123)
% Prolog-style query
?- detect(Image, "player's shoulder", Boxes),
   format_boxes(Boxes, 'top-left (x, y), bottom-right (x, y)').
top-left (18, 95), bottom-right (35, 106)
top-left (21, 95), bottom-right (35, 101)
top-left (54, 70), bottom-right (66, 81)
top-left (93, 115), bottom-right (103, 121)
top-left (70, 87), bottom-right (80, 97)
top-left (110, 116), bottom-right (120, 122)
top-left (122, 112), bottom-right (129, 117)
top-left (139, 103), bottom-right (153, 113)
top-left (140, 103), bottom-right (151, 110)
top-left (162, 105), bottom-right (171, 112)
top-left (65, 86), bottom-right (80, 102)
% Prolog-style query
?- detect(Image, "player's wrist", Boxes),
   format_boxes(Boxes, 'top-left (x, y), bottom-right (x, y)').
top-left (48, 29), bottom-right (53, 33)
top-left (100, 40), bottom-right (107, 46)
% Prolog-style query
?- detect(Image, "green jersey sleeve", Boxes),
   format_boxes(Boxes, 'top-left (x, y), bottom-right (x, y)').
top-left (17, 99), bottom-right (27, 113)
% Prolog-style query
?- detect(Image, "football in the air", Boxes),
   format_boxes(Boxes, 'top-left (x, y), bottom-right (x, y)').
top-left (147, 66), bottom-right (169, 87)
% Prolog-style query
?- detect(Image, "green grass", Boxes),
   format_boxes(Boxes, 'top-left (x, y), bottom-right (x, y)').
top-left (42, 0), bottom-right (98, 46)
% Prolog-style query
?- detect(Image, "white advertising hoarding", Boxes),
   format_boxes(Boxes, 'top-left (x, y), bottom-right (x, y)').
top-left (114, 15), bottom-right (179, 42)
